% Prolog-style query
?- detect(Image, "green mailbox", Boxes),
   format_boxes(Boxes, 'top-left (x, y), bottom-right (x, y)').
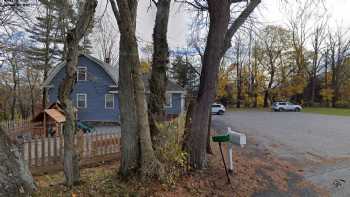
top-left (212, 134), bottom-right (231, 183)
top-left (212, 134), bottom-right (230, 142)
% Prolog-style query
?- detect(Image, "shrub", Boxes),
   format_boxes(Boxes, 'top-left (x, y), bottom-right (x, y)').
top-left (154, 114), bottom-right (188, 187)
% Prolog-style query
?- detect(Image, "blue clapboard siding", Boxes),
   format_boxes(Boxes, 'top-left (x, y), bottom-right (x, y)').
top-left (48, 56), bottom-right (120, 122)
top-left (166, 93), bottom-right (182, 115)
top-left (47, 55), bottom-right (184, 123)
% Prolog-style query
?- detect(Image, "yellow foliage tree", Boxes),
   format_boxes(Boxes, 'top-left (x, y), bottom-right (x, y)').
top-left (140, 60), bottom-right (151, 74)
top-left (320, 88), bottom-right (334, 105)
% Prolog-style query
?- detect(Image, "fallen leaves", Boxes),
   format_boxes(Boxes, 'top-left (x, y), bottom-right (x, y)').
top-left (33, 138), bottom-right (327, 197)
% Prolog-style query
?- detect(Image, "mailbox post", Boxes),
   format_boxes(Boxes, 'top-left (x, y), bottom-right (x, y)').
top-left (226, 127), bottom-right (246, 173)
top-left (212, 134), bottom-right (231, 183)
top-left (212, 128), bottom-right (247, 183)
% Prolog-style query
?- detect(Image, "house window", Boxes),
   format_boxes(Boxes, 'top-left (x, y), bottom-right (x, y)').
top-left (77, 67), bottom-right (87, 81)
top-left (77, 94), bottom-right (87, 108)
top-left (165, 93), bottom-right (172, 108)
top-left (105, 94), bottom-right (114, 109)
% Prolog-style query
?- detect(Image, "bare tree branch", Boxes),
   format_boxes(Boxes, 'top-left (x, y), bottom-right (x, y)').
top-left (222, 0), bottom-right (261, 55)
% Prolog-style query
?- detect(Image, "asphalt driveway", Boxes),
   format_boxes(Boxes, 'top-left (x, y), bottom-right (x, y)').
top-left (212, 111), bottom-right (350, 197)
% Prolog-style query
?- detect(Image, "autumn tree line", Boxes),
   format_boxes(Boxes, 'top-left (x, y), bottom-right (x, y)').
top-left (215, 6), bottom-right (350, 108)
top-left (1, 0), bottom-right (345, 195)
top-left (0, 0), bottom-right (117, 121)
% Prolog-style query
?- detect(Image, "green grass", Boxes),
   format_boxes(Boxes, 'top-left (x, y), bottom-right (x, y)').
top-left (302, 107), bottom-right (350, 117)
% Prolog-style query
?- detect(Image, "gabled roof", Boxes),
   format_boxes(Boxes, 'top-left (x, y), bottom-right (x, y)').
top-left (43, 54), bottom-right (118, 87)
top-left (141, 75), bottom-right (185, 92)
top-left (43, 54), bottom-right (185, 93)
top-left (32, 109), bottom-right (66, 123)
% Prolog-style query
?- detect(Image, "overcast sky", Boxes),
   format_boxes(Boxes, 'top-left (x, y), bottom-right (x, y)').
top-left (109, 0), bottom-right (350, 49)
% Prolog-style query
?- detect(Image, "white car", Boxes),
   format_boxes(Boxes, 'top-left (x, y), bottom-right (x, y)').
top-left (211, 103), bottom-right (226, 115)
top-left (272, 102), bottom-right (302, 112)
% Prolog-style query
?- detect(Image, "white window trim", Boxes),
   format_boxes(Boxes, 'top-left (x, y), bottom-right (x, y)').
top-left (105, 94), bottom-right (115, 109)
top-left (77, 66), bottom-right (87, 81)
top-left (165, 93), bottom-right (172, 108)
top-left (180, 94), bottom-right (185, 112)
top-left (76, 93), bottom-right (87, 109)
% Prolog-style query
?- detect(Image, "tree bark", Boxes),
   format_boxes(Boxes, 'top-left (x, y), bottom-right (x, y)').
top-left (118, 31), bottom-right (140, 176)
top-left (110, 0), bottom-right (140, 176)
top-left (263, 90), bottom-right (269, 108)
top-left (206, 113), bottom-right (213, 154)
top-left (149, 0), bottom-right (171, 138)
top-left (57, 0), bottom-right (97, 187)
top-left (263, 56), bottom-right (275, 108)
top-left (185, 0), bottom-right (260, 169)
top-left (263, 72), bottom-right (274, 108)
top-left (0, 127), bottom-right (36, 196)
top-left (135, 61), bottom-right (164, 178)
top-left (111, 0), bottom-right (164, 178)
top-left (185, 0), bottom-right (230, 169)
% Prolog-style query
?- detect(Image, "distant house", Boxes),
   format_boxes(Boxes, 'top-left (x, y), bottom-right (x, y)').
top-left (42, 54), bottom-right (186, 125)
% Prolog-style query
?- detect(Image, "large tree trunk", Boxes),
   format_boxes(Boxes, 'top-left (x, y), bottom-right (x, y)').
top-left (135, 62), bottom-right (164, 178)
top-left (111, 0), bottom-right (163, 178)
top-left (206, 113), bottom-right (213, 154)
top-left (111, 0), bottom-right (140, 176)
top-left (185, 0), bottom-right (230, 169)
top-left (149, 0), bottom-right (171, 138)
top-left (264, 67), bottom-right (274, 108)
top-left (0, 127), bottom-right (36, 196)
top-left (118, 31), bottom-right (140, 176)
top-left (57, 0), bottom-right (97, 187)
top-left (263, 90), bottom-right (269, 108)
top-left (185, 0), bottom-right (260, 169)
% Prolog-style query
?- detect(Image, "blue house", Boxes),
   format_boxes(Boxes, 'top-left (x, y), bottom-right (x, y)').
top-left (42, 54), bottom-right (186, 125)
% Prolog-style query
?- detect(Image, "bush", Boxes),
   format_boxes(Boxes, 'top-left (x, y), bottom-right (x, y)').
top-left (154, 114), bottom-right (188, 187)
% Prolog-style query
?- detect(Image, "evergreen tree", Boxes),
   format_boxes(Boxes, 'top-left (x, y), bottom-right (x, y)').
top-left (26, 0), bottom-right (63, 108)
top-left (26, 0), bottom-right (94, 109)
top-left (171, 56), bottom-right (198, 91)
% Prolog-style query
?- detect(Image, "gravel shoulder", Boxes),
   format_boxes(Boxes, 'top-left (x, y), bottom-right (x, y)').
top-left (212, 111), bottom-right (350, 197)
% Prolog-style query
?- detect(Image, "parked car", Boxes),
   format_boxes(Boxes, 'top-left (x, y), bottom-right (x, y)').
top-left (272, 102), bottom-right (302, 112)
top-left (211, 103), bottom-right (226, 115)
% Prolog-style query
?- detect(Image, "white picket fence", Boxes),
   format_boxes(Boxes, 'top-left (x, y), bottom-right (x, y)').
top-left (0, 118), bottom-right (32, 134)
top-left (17, 132), bottom-right (120, 175)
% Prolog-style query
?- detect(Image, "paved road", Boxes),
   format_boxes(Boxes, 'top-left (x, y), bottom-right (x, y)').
top-left (212, 111), bottom-right (350, 197)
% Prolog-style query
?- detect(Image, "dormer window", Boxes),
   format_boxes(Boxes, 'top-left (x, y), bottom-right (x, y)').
top-left (77, 66), bottom-right (87, 81)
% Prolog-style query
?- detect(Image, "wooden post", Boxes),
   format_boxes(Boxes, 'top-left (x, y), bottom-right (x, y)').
top-left (34, 138), bottom-right (39, 167)
top-left (41, 138), bottom-right (45, 166)
top-left (53, 137), bottom-right (58, 162)
top-left (43, 112), bottom-right (46, 137)
top-left (55, 122), bottom-right (58, 137)
top-left (28, 141), bottom-right (32, 167)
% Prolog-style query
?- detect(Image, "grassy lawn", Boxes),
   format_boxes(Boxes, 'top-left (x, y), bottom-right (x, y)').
top-left (303, 107), bottom-right (350, 117)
